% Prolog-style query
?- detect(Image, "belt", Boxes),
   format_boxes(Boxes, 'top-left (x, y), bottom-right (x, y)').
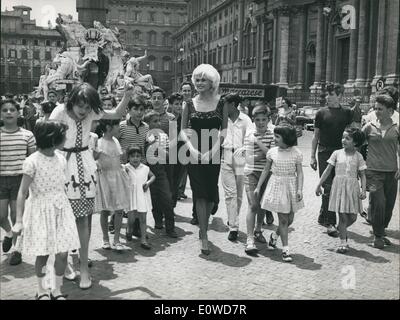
top-left (63, 146), bottom-right (89, 161)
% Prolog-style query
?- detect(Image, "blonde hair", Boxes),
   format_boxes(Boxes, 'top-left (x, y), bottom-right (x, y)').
top-left (191, 64), bottom-right (220, 92)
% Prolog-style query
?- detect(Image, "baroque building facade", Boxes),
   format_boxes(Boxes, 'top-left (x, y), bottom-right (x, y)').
top-left (172, 0), bottom-right (399, 103)
top-left (0, 6), bottom-right (64, 95)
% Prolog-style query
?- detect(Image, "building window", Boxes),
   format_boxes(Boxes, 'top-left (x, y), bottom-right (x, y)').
top-left (119, 10), bottom-right (127, 22)
top-left (34, 39), bottom-right (39, 46)
top-left (132, 30), bottom-right (142, 42)
top-left (33, 50), bottom-right (40, 60)
top-left (56, 40), bottom-right (61, 47)
top-left (149, 12), bottom-right (156, 22)
top-left (148, 56), bottom-right (156, 70)
top-left (218, 25), bottom-right (222, 38)
top-left (224, 22), bottom-right (228, 36)
top-left (162, 32), bottom-right (171, 46)
top-left (119, 29), bottom-right (127, 44)
top-left (8, 49), bottom-right (17, 59)
top-left (22, 39), bottom-right (27, 45)
top-left (164, 13), bottom-right (170, 24)
top-left (33, 66), bottom-right (41, 78)
top-left (217, 47), bottom-right (222, 64)
top-left (1, 49), bottom-right (4, 58)
top-left (21, 66), bottom-right (30, 77)
top-left (264, 21), bottom-right (273, 52)
top-left (22, 83), bottom-right (30, 93)
top-left (229, 21), bottom-right (233, 33)
top-left (45, 40), bottom-right (51, 46)
top-left (234, 16), bottom-right (238, 30)
top-left (20, 49), bottom-right (28, 59)
top-left (45, 51), bottom-right (52, 61)
top-left (233, 42), bottom-right (238, 61)
top-left (9, 65), bottom-right (18, 76)
top-left (162, 57), bottom-right (171, 72)
top-left (148, 31), bottom-right (157, 46)
top-left (223, 45), bottom-right (227, 64)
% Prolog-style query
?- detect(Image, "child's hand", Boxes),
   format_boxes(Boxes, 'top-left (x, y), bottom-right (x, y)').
top-left (123, 80), bottom-right (134, 97)
top-left (143, 182), bottom-right (149, 191)
top-left (315, 185), bottom-right (323, 196)
top-left (12, 222), bottom-right (23, 236)
top-left (296, 190), bottom-right (303, 201)
top-left (359, 190), bottom-right (366, 200)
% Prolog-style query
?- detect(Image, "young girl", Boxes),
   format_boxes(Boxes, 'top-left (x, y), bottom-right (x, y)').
top-left (254, 125), bottom-right (304, 262)
top-left (124, 146), bottom-right (155, 250)
top-left (94, 119), bottom-right (130, 252)
top-left (49, 82), bottom-right (133, 289)
top-left (12, 121), bottom-right (80, 300)
top-left (316, 127), bottom-right (367, 253)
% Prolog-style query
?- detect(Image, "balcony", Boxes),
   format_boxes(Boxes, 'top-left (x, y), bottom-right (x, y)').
top-left (241, 57), bottom-right (256, 68)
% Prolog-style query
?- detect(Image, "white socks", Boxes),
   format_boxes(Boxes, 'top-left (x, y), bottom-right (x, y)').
top-left (283, 246), bottom-right (289, 253)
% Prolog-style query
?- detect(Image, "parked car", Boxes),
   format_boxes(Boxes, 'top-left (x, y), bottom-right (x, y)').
top-left (296, 106), bottom-right (319, 131)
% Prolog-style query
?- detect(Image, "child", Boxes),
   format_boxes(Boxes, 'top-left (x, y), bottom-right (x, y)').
top-left (124, 146), bottom-right (155, 249)
top-left (101, 95), bottom-right (117, 111)
top-left (144, 110), bottom-right (178, 238)
top-left (0, 99), bottom-right (36, 266)
top-left (316, 129), bottom-right (367, 253)
top-left (12, 121), bottom-right (80, 300)
top-left (49, 82), bottom-right (133, 289)
top-left (243, 105), bottom-right (275, 254)
top-left (255, 125), bottom-right (304, 262)
top-left (94, 119), bottom-right (131, 252)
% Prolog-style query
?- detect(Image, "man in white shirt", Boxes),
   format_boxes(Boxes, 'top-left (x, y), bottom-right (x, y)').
top-left (221, 94), bottom-right (253, 241)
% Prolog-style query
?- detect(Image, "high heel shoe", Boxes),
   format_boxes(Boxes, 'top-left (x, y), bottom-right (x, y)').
top-left (200, 239), bottom-right (210, 255)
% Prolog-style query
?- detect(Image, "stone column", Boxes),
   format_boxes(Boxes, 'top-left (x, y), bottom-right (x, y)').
top-left (385, 0), bottom-right (399, 86)
top-left (345, 0), bottom-right (359, 89)
top-left (371, 0), bottom-right (386, 91)
top-left (276, 6), bottom-right (290, 88)
top-left (296, 6), bottom-right (307, 89)
top-left (310, 4), bottom-right (324, 91)
top-left (325, 22), bottom-right (334, 83)
top-left (355, 0), bottom-right (369, 88)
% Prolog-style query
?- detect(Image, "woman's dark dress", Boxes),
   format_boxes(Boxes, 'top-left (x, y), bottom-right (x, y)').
top-left (186, 99), bottom-right (223, 202)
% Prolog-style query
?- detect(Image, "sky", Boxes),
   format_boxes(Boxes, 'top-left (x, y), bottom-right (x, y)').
top-left (1, 0), bottom-right (78, 27)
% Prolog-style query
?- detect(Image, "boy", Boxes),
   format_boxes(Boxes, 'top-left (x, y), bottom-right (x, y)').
top-left (0, 99), bottom-right (36, 265)
top-left (144, 111), bottom-right (178, 238)
top-left (150, 88), bottom-right (175, 135)
top-left (243, 105), bottom-right (274, 254)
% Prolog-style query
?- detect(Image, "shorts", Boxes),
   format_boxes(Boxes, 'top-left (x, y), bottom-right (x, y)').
top-left (0, 175), bottom-right (22, 200)
top-left (244, 171), bottom-right (270, 194)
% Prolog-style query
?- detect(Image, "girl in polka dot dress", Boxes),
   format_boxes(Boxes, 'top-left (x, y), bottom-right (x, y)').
top-left (255, 125), bottom-right (304, 263)
top-left (49, 82), bottom-right (133, 289)
top-left (12, 121), bottom-right (80, 300)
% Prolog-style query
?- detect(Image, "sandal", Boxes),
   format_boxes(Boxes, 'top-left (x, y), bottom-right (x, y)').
top-left (35, 292), bottom-right (51, 300)
top-left (113, 242), bottom-right (124, 253)
top-left (102, 241), bottom-right (111, 250)
top-left (140, 242), bottom-right (151, 250)
top-left (50, 293), bottom-right (68, 300)
top-left (79, 277), bottom-right (92, 290)
top-left (336, 246), bottom-right (348, 254)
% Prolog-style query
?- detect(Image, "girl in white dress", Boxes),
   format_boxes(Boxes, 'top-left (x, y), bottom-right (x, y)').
top-left (12, 121), bottom-right (80, 300)
top-left (49, 82), bottom-right (133, 289)
top-left (94, 119), bottom-right (130, 252)
top-left (124, 146), bottom-right (155, 250)
top-left (316, 127), bottom-right (367, 254)
top-left (255, 125), bottom-right (304, 262)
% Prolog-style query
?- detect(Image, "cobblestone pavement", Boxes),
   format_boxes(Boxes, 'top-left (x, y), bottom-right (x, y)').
top-left (1, 131), bottom-right (399, 300)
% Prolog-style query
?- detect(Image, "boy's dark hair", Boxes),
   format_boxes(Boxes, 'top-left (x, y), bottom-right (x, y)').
top-left (326, 82), bottom-right (343, 96)
top-left (150, 87), bottom-right (166, 99)
top-left (223, 93), bottom-right (242, 108)
top-left (344, 127), bottom-right (365, 147)
top-left (378, 86), bottom-right (399, 107)
top-left (127, 145), bottom-right (143, 157)
top-left (66, 83), bottom-right (102, 114)
top-left (274, 125), bottom-right (297, 147)
top-left (41, 101), bottom-right (57, 115)
top-left (96, 119), bottom-right (120, 137)
top-left (5, 93), bottom-right (14, 99)
top-left (0, 99), bottom-right (20, 111)
top-left (375, 94), bottom-right (395, 110)
top-left (127, 97), bottom-right (146, 110)
top-left (168, 93), bottom-right (183, 105)
top-left (180, 81), bottom-right (193, 91)
top-left (47, 90), bottom-right (58, 97)
top-left (34, 120), bottom-right (68, 149)
top-left (143, 110), bottom-right (160, 124)
top-left (101, 95), bottom-right (117, 108)
top-left (252, 105), bottom-right (270, 117)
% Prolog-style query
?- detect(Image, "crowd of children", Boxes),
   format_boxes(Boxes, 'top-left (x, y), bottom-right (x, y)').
top-left (0, 79), bottom-right (399, 299)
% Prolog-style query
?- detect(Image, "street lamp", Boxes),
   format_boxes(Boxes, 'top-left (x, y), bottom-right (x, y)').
top-left (179, 47), bottom-right (184, 82)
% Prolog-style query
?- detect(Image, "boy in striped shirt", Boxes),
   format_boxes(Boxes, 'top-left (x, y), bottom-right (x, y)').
top-left (243, 105), bottom-right (274, 254)
top-left (0, 99), bottom-right (36, 265)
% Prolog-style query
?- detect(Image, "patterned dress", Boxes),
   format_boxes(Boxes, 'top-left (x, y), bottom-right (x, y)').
top-left (327, 149), bottom-right (367, 214)
top-left (186, 99), bottom-right (223, 202)
top-left (260, 146), bottom-right (304, 214)
top-left (21, 151), bottom-right (80, 256)
top-left (94, 137), bottom-right (131, 212)
top-left (49, 104), bottom-right (103, 218)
